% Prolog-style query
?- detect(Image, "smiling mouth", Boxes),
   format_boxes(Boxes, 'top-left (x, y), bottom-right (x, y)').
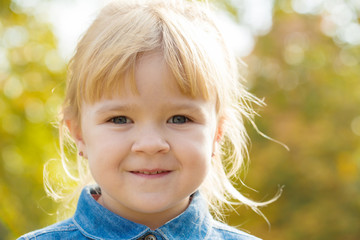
top-left (131, 170), bottom-right (170, 175)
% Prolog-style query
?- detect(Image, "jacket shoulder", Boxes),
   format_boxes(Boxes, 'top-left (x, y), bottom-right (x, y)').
top-left (17, 218), bottom-right (83, 240)
top-left (209, 220), bottom-right (262, 240)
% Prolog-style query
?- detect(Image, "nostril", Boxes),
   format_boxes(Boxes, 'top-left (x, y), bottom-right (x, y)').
top-left (131, 138), bottom-right (170, 155)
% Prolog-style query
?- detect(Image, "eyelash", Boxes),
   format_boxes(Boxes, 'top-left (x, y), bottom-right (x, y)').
top-left (108, 115), bottom-right (192, 124)
top-left (109, 116), bottom-right (132, 124)
top-left (167, 115), bottom-right (191, 124)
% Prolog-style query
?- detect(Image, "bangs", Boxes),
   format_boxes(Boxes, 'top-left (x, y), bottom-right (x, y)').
top-left (67, 0), bottom-right (226, 119)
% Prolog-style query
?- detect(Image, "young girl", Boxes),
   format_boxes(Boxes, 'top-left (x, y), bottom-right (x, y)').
top-left (19, 0), bottom-right (278, 239)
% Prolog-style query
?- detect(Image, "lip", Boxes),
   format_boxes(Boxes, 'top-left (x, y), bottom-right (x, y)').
top-left (129, 169), bottom-right (172, 178)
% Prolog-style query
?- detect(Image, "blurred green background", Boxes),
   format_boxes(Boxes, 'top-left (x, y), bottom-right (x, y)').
top-left (1, 0), bottom-right (359, 239)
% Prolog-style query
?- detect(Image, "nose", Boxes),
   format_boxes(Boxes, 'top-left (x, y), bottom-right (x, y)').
top-left (131, 126), bottom-right (170, 155)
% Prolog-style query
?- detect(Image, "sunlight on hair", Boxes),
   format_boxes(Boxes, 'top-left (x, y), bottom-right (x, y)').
top-left (39, 0), bottom-right (287, 228)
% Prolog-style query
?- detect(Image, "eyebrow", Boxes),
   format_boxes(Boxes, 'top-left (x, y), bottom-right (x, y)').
top-left (166, 102), bottom-right (205, 111)
top-left (94, 104), bottom-right (137, 115)
top-left (94, 102), bottom-right (206, 115)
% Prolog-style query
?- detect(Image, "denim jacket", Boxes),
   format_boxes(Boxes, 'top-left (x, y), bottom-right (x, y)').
top-left (18, 186), bottom-right (261, 240)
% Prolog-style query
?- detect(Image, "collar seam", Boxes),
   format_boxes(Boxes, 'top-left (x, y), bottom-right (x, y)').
top-left (203, 218), bottom-right (213, 240)
top-left (155, 229), bottom-right (170, 240)
top-left (72, 217), bottom-right (103, 240)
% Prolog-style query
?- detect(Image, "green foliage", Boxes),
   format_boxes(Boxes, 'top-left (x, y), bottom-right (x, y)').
top-left (229, 4), bottom-right (360, 240)
top-left (0, 1), bottom-right (65, 239)
top-left (0, 0), bottom-right (359, 239)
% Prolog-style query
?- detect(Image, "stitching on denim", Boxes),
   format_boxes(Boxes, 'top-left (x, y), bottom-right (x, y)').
top-left (133, 229), bottom-right (151, 240)
top-left (156, 229), bottom-right (170, 240)
top-left (73, 217), bottom-right (103, 240)
top-left (211, 221), bottom-right (260, 240)
top-left (73, 217), bottom-right (150, 240)
top-left (203, 218), bottom-right (212, 240)
top-left (21, 223), bottom-right (78, 239)
top-left (156, 223), bottom-right (210, 240)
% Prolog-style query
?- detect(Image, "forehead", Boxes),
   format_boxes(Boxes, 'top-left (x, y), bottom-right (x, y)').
top-left (82, 52), bottom-right (217, 117)
top-left (91, 51), bottom-right (213, 102)
top-left (132, 52), bottom-right (181, 96)
top-left (106, 53), bottom-right (214, 105)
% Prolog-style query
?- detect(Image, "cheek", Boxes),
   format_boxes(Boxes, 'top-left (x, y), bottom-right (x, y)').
top-left (84, 131), bottom-right (130, 166)
top-left (180, 141), bottom-right (211, 190)
top-left (172, 130), bottom-right (214, 165)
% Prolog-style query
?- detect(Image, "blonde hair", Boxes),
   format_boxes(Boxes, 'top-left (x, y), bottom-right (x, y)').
top-left (46, 0), bottom-right (280, 223)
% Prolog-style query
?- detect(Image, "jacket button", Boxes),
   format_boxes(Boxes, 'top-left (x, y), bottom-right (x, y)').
top-left (144, 234), bottom-right (157, 240)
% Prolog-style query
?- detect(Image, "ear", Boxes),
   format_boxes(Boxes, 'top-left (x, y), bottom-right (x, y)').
top-left (212, 117), bottom-right (225, 154)
top-left (65, 119), bottom-right (87, 158)
top-left (215, 117), bottom-right (225, 143)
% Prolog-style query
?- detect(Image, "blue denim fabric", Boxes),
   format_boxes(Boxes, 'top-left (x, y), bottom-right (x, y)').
top-left (18, 186), bottom-right (261, 240)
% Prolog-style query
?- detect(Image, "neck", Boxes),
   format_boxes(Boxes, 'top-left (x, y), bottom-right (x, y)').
top-left (97, 195), bottom-right (191, 230)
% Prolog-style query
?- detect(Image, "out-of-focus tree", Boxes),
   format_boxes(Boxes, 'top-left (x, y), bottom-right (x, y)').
top-left (219, 0), bottom-right (360, 239)
top-left (0, 0), bottom-right (65, 239)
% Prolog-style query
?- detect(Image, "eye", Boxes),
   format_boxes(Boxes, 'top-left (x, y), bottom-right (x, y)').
top-left (110, 116), bottom-right (132, 124)
top-left (168, 115), bottom-right (190, 124)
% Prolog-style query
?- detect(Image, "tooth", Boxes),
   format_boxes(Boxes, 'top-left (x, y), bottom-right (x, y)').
top-left (135, 170), bottom-right (167, 175)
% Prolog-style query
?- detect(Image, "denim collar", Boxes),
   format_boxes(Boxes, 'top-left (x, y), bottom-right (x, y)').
top-left (73, 186), bottom-right (212, 240)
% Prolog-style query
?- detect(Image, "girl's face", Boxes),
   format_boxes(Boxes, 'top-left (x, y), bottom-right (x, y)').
top-left (72, 52), bottom-right (221, 229)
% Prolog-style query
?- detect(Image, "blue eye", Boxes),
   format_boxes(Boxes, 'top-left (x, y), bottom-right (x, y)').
top-left (110, 116), bottom-right (131, 124)
top-left (168, 115), bottom-right (190, 124)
